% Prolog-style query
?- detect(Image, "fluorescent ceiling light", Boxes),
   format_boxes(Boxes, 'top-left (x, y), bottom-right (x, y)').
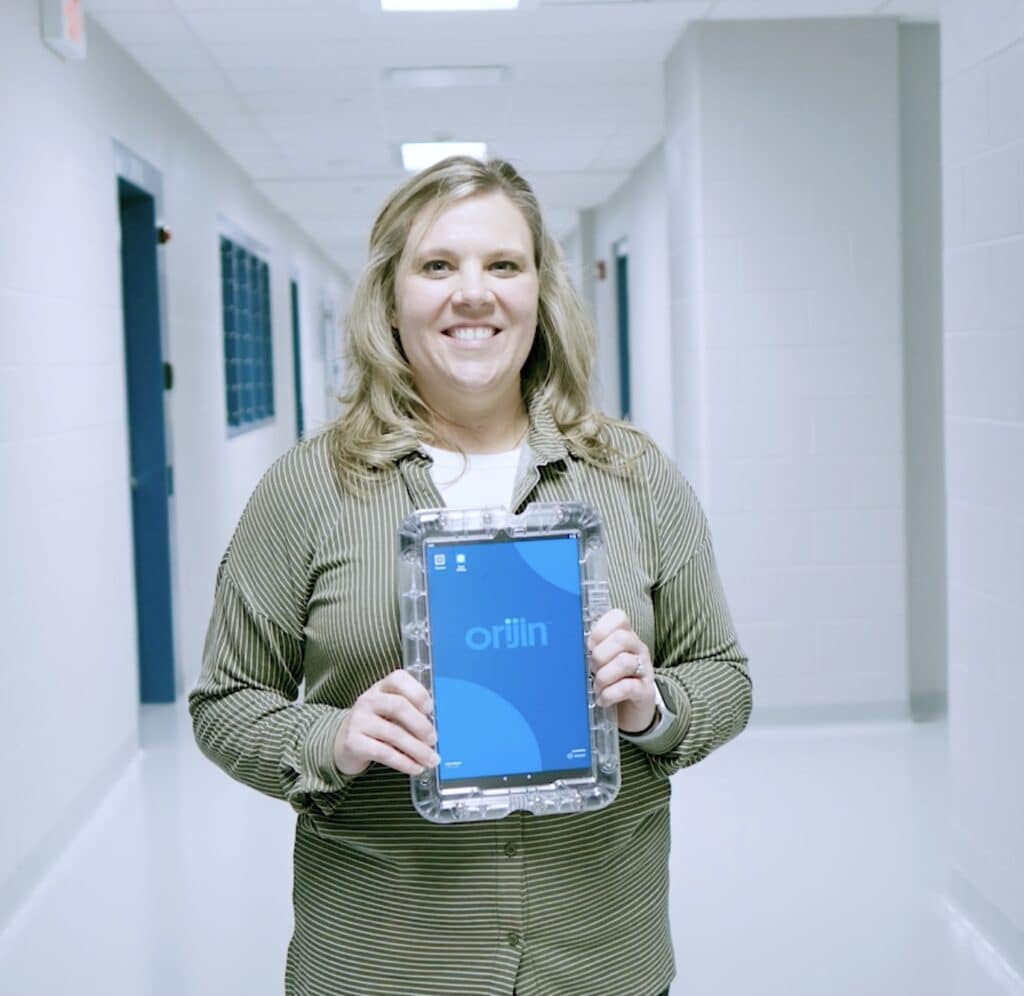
top-left (401, 142), bottom-right (488, 172)
top-left (386, 66), bottom-right (508, 88)
top-left (382, 0), bottom-right (517, 10)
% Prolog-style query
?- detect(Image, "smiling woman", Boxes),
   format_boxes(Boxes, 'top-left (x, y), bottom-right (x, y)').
top-left (329, 156), bottom-right (607, 483)
top-left (393, 190), bottom-right (539, 452)
top-left (189, 155), bottom-right (752, 996)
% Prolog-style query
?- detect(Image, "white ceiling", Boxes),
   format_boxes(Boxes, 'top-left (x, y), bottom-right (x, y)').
top-left (87, 0), bottom-right (940, 275)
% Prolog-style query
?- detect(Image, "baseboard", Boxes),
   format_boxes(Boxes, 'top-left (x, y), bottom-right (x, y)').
top-left (0, 735), bottom-right (138, 934)
top-left (946, 869), bottom-right (1024, 991)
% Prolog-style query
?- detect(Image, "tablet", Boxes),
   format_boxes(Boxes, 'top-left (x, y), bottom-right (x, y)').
top-left (398, 502), bottom-right (621, 824)
top-left (424, 531), bottom-right (592, 790)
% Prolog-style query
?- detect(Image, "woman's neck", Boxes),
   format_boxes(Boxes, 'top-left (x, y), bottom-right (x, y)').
top-left (425, 392), bottom-right (529, 454)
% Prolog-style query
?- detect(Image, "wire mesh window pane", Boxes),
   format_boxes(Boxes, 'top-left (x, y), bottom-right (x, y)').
top-left (220, 236), bottom-right (274, 433)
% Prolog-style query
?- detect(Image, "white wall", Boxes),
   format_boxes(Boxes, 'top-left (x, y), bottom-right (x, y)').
top-left (941, 0), bottom-right (1024, 965)
top-left (574, 209), bottom-right (606, 410)
top-left (0, 0), bottom-right (344, 926)
top-left (591, 146), bottom-right (674, 456)
top-left (560, 224), bottom-right (583, 291)
top-left (663, 19), bottom-right (910, 721)
top-left (664, 27), bottom-right (707, 498)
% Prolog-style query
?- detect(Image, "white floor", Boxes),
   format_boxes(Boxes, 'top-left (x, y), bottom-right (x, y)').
top-left (1, 707), bottom-right (1022, 996)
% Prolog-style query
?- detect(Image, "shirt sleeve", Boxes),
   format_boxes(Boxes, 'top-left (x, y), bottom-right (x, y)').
top-left (188, 452), bottom-right (356, 817)
top-left (631, 446), bottom-right (753, 777)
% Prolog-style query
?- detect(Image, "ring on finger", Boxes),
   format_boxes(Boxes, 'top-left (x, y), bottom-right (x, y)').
top-left (632, 654), bottom-right (644, 678)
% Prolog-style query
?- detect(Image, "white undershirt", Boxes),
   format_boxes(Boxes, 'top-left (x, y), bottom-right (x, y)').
top-left (421, 442), bottom-right (675, 745)
top-left (422, 443), bottom-right (523, 510)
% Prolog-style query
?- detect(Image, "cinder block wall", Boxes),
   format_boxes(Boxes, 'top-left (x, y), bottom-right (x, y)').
top-left (591, 146), bottom-right (674, 457)
top-left (664, 19), bottom-right (910, 721)
top-left (941, 0), bottom-right (1024, 961)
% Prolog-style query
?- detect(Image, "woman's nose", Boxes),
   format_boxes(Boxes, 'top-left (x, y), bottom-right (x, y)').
top-left (452, 272), bottom-right (493, 308)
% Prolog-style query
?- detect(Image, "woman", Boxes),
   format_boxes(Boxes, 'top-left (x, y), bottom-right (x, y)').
top-left (190, 156), bottom-right (751, 996)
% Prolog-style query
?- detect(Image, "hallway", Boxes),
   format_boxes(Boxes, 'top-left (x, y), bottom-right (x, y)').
top-left (1, 708), bottom-right (1013, 996)
top-left (4, 0), bottom-right (1024, 990)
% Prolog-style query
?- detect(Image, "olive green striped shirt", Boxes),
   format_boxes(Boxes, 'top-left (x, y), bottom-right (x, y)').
top-left (189, 398), bottom-right (751, 996)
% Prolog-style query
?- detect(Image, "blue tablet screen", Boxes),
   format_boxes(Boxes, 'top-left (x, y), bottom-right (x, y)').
top-left (424, 533), bottom-right (592, 788)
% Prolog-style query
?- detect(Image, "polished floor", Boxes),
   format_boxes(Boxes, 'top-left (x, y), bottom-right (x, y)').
top-left (0, 706), bottom-right (1021, 996)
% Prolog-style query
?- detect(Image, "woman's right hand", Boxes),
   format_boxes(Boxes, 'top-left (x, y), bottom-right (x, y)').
top-left (332, 669), bottom-right (440, 777)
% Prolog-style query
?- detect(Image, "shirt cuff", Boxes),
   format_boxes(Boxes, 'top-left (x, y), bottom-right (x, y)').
top-left (620, 681), bottom-right (676, 746)
top-left (288, 708), bottom-right (358, 816)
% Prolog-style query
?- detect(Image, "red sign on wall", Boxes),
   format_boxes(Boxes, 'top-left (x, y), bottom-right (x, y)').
top-left (42, 0), bottom-right (88, 60)
top-left (64, 0), bottom-right (83, 45)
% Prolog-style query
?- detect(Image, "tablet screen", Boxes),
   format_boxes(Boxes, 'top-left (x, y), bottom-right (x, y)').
top-left (424, 532), bottom-right (593, 790)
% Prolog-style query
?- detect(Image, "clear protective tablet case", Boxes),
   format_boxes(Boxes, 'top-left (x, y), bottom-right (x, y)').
top-left (398, 501), bottom-right (621, 824)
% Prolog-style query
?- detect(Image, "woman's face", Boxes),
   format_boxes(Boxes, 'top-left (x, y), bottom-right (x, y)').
top-left (393, 190), bottom-right (539, 416)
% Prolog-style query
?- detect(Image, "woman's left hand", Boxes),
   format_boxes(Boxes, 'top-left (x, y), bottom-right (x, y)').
top-left (587, 609), bottom-right (658, 735)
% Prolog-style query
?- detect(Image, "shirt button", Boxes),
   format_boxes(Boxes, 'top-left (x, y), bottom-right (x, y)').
top-left (504, 841), bottom-right (518, 857)
top-left (507, 931), bottom-right (522, 949)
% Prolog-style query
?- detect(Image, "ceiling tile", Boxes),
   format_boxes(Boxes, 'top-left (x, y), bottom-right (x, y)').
top-left (146, 64), bottom-right (228, 96)
top-left (709, 0), bottom-right (880, 18)
top-left (101, 40), bottom-right (216, 73)
top-left (88, 9), bottom-right (194, 43)
top-left (177, 7), bottom-right (367, 43)
top-left (86, 0), bottom-right (173, 10)
top-left (203, 39), bottom-right (368, 69)
top-left (173, 0), bottom-right (333, 9)
top-left (174, 91), bottom-right (252, 119)
top-left (875, 0), bottom-right (940, 19)
top-left (506, 136), bottom-right (612, 172)
top-left (223, 65), bottom-right (376, 96)
top-left (515, 59), bottom-right (660, 88)
top-left (590, 118), bottom-right (664, 171)
top-left (530, 3), bottom-right (703, 34)
top-left (529, 169), bottom-right (632, 208)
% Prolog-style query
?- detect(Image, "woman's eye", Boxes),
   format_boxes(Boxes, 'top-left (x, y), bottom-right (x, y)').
top-left (423, 260), bottom-right (451, 274)
top-left (491, 260), bottom-right (520, 273)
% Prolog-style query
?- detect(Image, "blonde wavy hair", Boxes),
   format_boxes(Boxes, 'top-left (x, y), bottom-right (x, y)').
top-left (330, 156), bottom-right (640, 488)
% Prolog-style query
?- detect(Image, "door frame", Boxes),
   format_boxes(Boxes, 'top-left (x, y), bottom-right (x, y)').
top-left (113, 140), bottom-right (180, 702)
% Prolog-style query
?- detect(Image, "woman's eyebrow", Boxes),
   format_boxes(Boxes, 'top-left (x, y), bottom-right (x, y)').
top-left (414, 245), bottom-right (529, 259)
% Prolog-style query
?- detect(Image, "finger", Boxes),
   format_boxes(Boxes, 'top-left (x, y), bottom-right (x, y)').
top-left (597, 677), bottom-right (648, 708)
top-left (353, 714), bottom-right (440, 768)
top-left (367, 691), bottom-right (437, 744)
top-left (592, 652), bottom-right (647, 694)
top-left (586, 608), bottom-right (630, 649)
top-left (379, 669), bottom-right (434, 715)
top-left (589, 629), bottom-right (640, 671)
top-left (350, 731), bottom-right (436, 776)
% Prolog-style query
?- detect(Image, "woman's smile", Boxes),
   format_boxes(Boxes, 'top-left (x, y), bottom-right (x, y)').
top-left (443, 324), bottom-right (500, 342)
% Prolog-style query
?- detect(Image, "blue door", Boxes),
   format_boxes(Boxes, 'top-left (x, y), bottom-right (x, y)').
top-left (615, 251), bottom-right (632, 422)
top-left (117, 178), bottom-right (176, 703)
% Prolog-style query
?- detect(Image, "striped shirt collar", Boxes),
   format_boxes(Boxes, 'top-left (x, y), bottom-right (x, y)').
top-left (403, 391), bottom-right (570, 469)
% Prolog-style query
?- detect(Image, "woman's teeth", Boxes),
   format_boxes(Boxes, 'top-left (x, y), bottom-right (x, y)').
top-left (448, 327), bottom-right (496, 341)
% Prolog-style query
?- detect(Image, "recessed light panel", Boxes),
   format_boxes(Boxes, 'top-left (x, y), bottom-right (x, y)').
top-left (386, 66), bottom-right (508, 88)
